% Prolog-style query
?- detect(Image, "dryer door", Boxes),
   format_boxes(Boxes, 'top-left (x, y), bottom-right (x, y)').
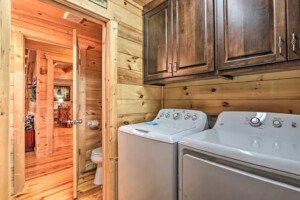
top-left (181, 154), bottom-right (300, 200)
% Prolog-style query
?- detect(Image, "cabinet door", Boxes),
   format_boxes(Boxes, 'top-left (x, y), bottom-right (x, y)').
top-left (216, 0), bottom-right (286, 70)
top-left (173, 0), bottom-right (214, 76)
top-left (287, 0), bottom-right (300, 60)
top-left (144, 1), bottom-right (172, 81)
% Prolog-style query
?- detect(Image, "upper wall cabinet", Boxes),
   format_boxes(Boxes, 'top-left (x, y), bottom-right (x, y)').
top-left (144, 0), bottom-right (300, 84)
top-left (216, 0), bottom-right (286, 70)
top-left (144, 1), bottom-right (173, 81)
top-left (287, 0), bottom-right (300, 60)
top-left (172, 0), bottom-right (214, 76)
top-left (144, 0), bottom-right (214, 82)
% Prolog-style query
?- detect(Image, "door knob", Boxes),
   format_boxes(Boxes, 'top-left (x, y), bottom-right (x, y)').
top-left (67, 119), bottom-right (83, 125)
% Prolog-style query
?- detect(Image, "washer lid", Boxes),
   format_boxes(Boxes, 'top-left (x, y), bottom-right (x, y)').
top-left (118, 109), bottom-right (208, 143)
top-left (119, 122), bottom-right (199, 143)
top-left (180, 111), bottom-right (300, 176)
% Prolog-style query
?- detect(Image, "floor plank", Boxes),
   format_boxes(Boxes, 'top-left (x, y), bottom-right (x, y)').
top-left (12, 127), bottom-right (102, 200)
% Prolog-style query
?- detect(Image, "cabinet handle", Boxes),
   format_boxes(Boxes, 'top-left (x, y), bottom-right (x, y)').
top-left (291, 33), bottom-right (296, 52)
top-left (278, 36), bottom-right (282, 55)
top-left (173, 62), bottom-right (178, 72)
top-left (168, 62), bottom-right (172, 73)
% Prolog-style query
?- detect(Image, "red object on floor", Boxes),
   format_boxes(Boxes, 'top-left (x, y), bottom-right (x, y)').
top-left (25, 129), bottom-right (35, 152)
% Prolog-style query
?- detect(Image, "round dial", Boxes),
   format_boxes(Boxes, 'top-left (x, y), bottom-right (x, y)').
top-left (159, 113), bottom-right (164, 118)
top-left (165, 113), bottom-right (170, 118)
top-left (273, 120), bottom-right (282, 128)
top-left (192, 115), bottom-right (198, 121)
top-left (250, 117), bottom-right (261, 127)
top-left (173, 113), bottom-right (180, 120)
top-left (184, 114), bottom-right (191, 120)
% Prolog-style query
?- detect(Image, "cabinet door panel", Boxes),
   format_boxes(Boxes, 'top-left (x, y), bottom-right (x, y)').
top-left (173, 0), bottom-right (214, 76)
top-left (144, 1), bottom-right (172, 81)
top-left (287, 0), bottom-right (300, 60)
top-left (216, 0), bottom-right (286, 70)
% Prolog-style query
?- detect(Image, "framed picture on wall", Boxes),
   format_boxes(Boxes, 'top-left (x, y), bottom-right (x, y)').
top-left (54, 86), bottom-right (70, 101)
top-left (88, 0), bottom-right (108, 9)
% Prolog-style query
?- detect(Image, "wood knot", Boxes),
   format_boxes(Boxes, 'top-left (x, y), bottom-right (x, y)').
top-left (139, 94), bottom-right (144, 99)
top-left (186, 92), bottom-right (189, 96)
top-left (128, 65), bottom-right (132, 70)
top-left (211, 88), bottom-right (216, 92)
top-left (183, 86), bottom-right (188, 90)
top-left (124, 121), bottom-right (129, 125)
top-left (289, 109), bottom-right (293, 114)
top-left (222, 102), bottom-right (230, 107)
top-left (0, 112), bottom-right (4, 116)
top-left (142, 101), bottom-right (145, 106)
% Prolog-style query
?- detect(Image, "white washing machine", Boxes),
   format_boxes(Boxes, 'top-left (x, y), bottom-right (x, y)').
top-left (118, 109), bottom-right (208, 200)
top-left (179, 111), bottom-right (300, 200)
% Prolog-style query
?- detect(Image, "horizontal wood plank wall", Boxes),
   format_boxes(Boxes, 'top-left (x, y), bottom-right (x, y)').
top-left (10, 0), bottom-right (104, 195)
top-left (84, 50), bottom-right (102, 171)
top-left (164, 70), bottom-right (300, 115)
top-left (12, 0), bottom-right (102, 51)
top-left (48, 0), bottom-right (163, 199)
top-left (116, 22), bottom-right (162, 199)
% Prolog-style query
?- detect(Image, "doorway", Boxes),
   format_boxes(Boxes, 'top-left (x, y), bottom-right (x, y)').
top-left (10, 0), bottom-right (106, 199)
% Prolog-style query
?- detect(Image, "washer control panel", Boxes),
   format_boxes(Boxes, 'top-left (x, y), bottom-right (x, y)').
top-left (155, 109), bottom-right (207, 125)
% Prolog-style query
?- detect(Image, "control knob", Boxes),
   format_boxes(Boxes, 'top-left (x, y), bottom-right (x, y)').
top-left (173, 113), bottom-right (180, 120)
top-left (165, 113), bottom-right (170, 118)
top-left (192, 115), bottom-right (198, 121)
top-left (250, 117), bottom-right (261, 127)
top-left (184, 114), bottom-right (191, 120)
top-left (273, 120), bottom-right (282, 128)
top-left (159, 113), bottom-right (164, 118)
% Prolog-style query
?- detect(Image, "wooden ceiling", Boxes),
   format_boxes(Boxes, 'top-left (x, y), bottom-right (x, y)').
top-left (132, 0), bottom-right (153, 6)
top-left (12, 0), bottom-right (102, 50)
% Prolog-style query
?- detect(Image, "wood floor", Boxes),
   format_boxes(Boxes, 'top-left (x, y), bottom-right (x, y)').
top-left (12, 126), bottom-right (102, 200)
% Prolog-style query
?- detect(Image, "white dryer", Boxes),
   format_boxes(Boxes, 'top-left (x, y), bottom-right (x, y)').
top-left (118, 109), bottom-right (208, 200)
top-left (179, 111), bottom-right (300, 200)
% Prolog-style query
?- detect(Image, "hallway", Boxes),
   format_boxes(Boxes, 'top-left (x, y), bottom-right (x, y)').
top-left (13, 127), bottom-right (102, 199)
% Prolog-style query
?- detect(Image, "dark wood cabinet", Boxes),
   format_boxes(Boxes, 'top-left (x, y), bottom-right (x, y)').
top-left (144, 1), bottom-right (172, 81)
top-left (144, 0), bottom-right (300, 84)
top-left (216, 0), bottom-right (286, 70)
top-left (172, 0), bottom-right (214, 76)
top-left (287, 0), bottom-right (300, 60)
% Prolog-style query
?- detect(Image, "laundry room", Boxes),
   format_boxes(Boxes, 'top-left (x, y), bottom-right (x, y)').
top-left (1, 0), bottom-right (300, 200)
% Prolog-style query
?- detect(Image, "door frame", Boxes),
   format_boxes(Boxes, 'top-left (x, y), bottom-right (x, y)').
top-left (1, 1), bottom-right (117, 199)
top-left (0, 0), bottom-right (11, 200)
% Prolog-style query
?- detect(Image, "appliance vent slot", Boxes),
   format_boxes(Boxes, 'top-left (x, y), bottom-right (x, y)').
top-left (63, 12), bottom-right (83, 24)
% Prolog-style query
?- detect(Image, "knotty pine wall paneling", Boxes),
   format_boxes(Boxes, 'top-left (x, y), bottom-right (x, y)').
top-left (10, 0), bottom-right (104, 194)
top-left (164, 70), bottom-right (300, 115)
top-left (52, 1), bottom-right (163, 199)
top-left (9, 0), bottom-right (163, 199)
